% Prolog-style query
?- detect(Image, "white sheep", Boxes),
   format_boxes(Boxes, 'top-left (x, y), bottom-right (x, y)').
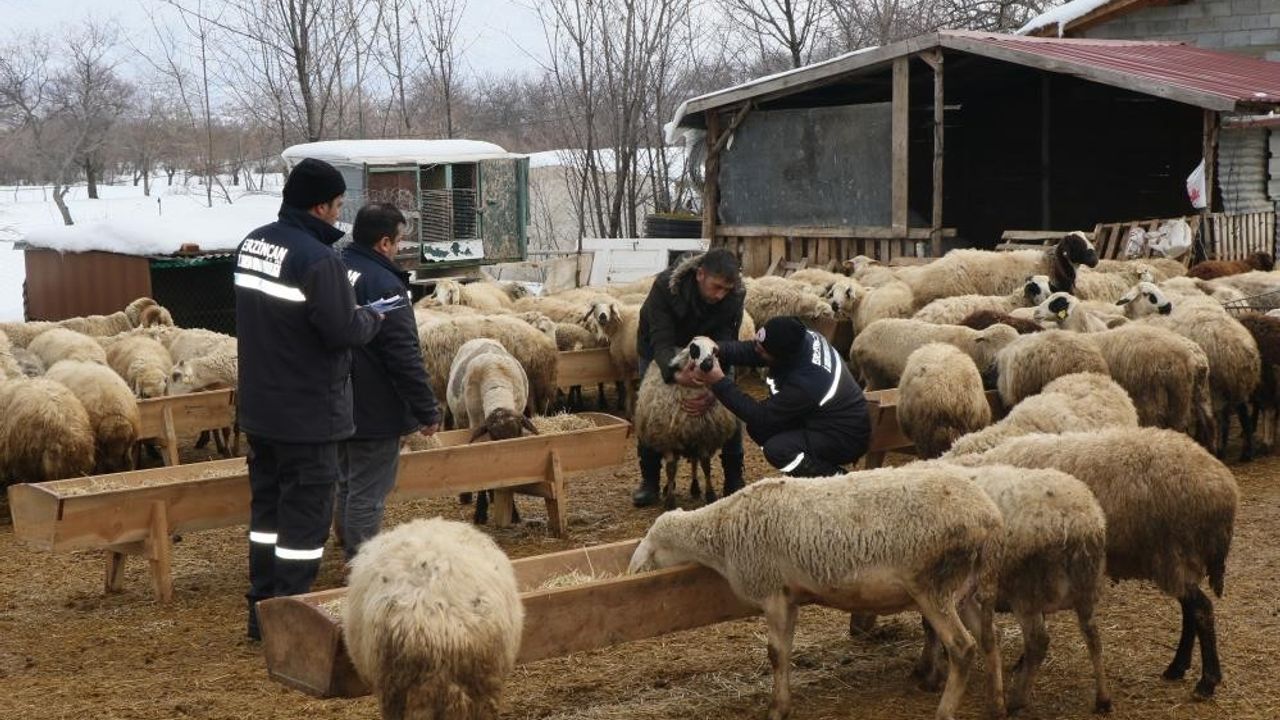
top-left (840, 276), bottom-right (915, 334)
top-left (105, 335), bottom-right (173, 399)
top-left (786, 267), bottom-right (850, 294)
top-left (897, 343), bottom-right (991, 459)
top-left (633, 337), bottom-right (738, 507)
top-left (908, 463), bottom-right (1111, 714)
top-left (946, 372), bottom-right (1137, 457)
top-left (44, 359), bottom-right (141, 473)
top-left (28, 327), bottom-right (108, 367)
top-left (0, 377), bottom-right (96, 482)
top-left (0, 320), bottom-right (57, 348)
top-left (344, 517), bottom-right (524, 720)
top-left (905, 232), bottom-right (1099, 310)
top-left (743, 275), bottom-right (835, 326)
top-left (418, 315), bottom-right (558, 421)
top-left (433, 278), bottom-right (523, 312)
top-left (993, 329), bottom-right (1111, 408)
top-left (167, 348), bottom-right (237, 395)
top-left (951, 427), bottom-right (1238, 699)
top-left (447, 339), bottom-right (535, 441)
top-left (0, 330), bottom-right (22, 380)
top-left (911, 275), bottom-right (1052, 325)
top-left (1094, 256), bottom-right (1185, 281)
top-left (849, 318), bottom-right (1018, 390)
top-left (589, 301), bottom-right (642, 413)
top-left (57, 298), bottom-right (173, 336)
top-left (1071, 264), bottom-right (1151, 302)
top-left (629, 464), bottom-right (1005, 720)
top-left (1030, 292), bottom-right (1111, 332)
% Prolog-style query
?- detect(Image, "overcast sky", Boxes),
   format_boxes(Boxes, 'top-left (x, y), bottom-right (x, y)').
top-left (0, 0), bottom-right (550, 78)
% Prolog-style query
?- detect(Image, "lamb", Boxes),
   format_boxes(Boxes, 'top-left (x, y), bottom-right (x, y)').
top-left (911, 275), bottom-right (1051, 325)
top-left (957, 309), bottom-right (1044, 335)
top-left (432, 278), bottom-right (523, 312)
top-left (168, 347), bottom-right (238, 395)
top-left (1187, 251), bottom-right (1275, 280)
top-left (849, 318), bottom-right (1018, 390)
top-left (945, 372), bottom-right (1137, 457)
top-left (1031, 292), bottom-right (1110, 332)
top-left (1119, 284), bottom-right (1261, 458)
top-left (0, 377), bottom-right (96, 483)
top-left (28, 327), bottom-right (108, 367)
top-left (629, 465), bottom-right (1004, 720)
top-left (44, 359), bottom-right (141, 473)
top-left (418, 315), bottom-right (558, 420)
top-left (743, 275), bottom-right (835, 326)
top-left (344, 517), bottom-right (524, 720)
top-left (105, 335), bottom-right (173, 398)
top-left (993, 329), bottom-right (1110, 407)
top-left (897, 343), bottom-right (991, 459)
top-left (904, 231), bottom-right (1099, 310)
top-left (633, 337), bottom-right (738, 507)
top-left (914, 464), bottom-right (1110, 714)
top-left (950, 427), bottom-right (1238, 699)
top-left (588, 301), bottom-right (642, 412)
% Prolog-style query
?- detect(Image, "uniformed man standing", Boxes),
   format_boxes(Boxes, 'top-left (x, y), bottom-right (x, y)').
top-left (235, 158), bottom-right (381, 640)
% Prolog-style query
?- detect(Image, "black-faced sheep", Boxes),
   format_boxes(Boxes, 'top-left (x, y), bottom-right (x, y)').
top-left (0, 377), bottom-right (96, 483)
top-left (44, 359), bottom-right (141, 473)
top-left (897, 343), bottom-right (991, 459)
top-left (951, 427), bottom-right (1238, 699)
top-left (946, 372), bottom-right (1136, 457)
top-left (344, 517), bottom-right (524, 720)
top-left (850, 319), bottom-right (1018, 390)
top-left (1031, 292), bottom-right (1110, 333)
top-left (633, 337), bottom-right (737, 507)
top-left (1187, 251), bottom-right (1274, 280)
top-left (904, 231), bottom-right (1098, 310)
top-left (1235, 313), bottom-right (1280, 453)
top-left (629, 465), bottom-right (1005, 720)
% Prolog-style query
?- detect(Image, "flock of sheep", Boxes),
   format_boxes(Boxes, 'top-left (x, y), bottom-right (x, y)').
top-left (344, 236), bottom-right (1276, 720)
top-left (0, 299), bottom-right (237, 483)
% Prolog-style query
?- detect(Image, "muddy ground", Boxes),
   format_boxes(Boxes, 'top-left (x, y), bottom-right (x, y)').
top-left (2, 379), bottom-right (1278, 720)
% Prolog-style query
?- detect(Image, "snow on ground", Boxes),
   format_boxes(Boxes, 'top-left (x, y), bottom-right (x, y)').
top-left (0, 175), bottom-right (284, 321)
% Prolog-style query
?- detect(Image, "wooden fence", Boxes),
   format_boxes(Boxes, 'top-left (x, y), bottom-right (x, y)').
top-left (713, 225), bottom-right (954, 277)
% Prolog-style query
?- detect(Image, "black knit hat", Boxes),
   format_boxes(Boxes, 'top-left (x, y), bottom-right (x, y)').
top-left (282, 158), bottom-right (347, 210)
top-left (757, 316), bottom-right (808, 360)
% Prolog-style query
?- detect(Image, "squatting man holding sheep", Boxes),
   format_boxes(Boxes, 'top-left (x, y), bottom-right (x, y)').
top-left (691, 315), bottom-right (871, 476)
top-left (235, 158), bottom-right (382, 641)
top-left (632, 248), bottom-right (746, 507)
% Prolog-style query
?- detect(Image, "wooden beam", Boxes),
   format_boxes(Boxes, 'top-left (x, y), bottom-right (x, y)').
top-left (927, 49), bottom-right (945, 258)
top-left (1203, 110), bottom-right (1219, 214)
top-left (701, 110), bottom-right (722, 241)
top-left (717, 225), bottom-right (955, 240)
top-left (892, 56), bottom-right (909, 233)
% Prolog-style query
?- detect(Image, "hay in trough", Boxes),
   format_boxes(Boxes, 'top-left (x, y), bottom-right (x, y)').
top-left (55, 464), bottom-right (245, 496)
top-left (531, 413), bottom-right (596, 434)
top-left (537, 568), bottom-right (616, 590)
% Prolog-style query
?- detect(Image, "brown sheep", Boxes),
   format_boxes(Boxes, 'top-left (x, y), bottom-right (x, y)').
top-left (1187, 251), bottom-right (1274, 280)
top-left (958, 309), bottom-right (1045, 335)
top-left (1236, 312), bottom-right (1280, 457)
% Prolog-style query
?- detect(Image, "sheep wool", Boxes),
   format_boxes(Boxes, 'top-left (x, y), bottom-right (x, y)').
top-left (446, 339), bottom-right (532, 441)
top-left (994, 329), bottom-right (1110, 408)
top-left (897, 343), bottom-right (991, 459)
top-left (629, 465), bottom-right (1004, 720)
top-left (28, 327), bottom-right (108, 367)
top-left (743, 276), bottom-right (834, 325)
top-left (850, 318), bottom-right (1017, 390)
top-left (418, 315), bottom-right (557, 420)
top-left (106, 335), bottom-right (174, 399)
top-left (0, 330), bottom-right (22, 380)
top-left (344, 517), bottom-right (523, 720)
top-left (44, 360), bottom-right (142, 473)
top-left (0, 378), bottom-right (95, 483)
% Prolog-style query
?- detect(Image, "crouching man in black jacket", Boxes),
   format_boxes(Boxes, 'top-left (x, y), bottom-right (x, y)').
top-left (338, 203), bottom-right (441, 561)
top-left (236, 158), bottom-right (382, 641)
top-left (692, 316), bottom-right (870, 477)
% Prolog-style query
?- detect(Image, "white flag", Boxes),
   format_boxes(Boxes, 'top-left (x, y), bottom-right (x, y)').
top-left (1186, 159), bottom-right (1207, 209)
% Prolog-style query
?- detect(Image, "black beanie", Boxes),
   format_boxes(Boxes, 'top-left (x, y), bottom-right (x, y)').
top-left (757, 316), bottom-right (808, 360)
top-left (282, 158), bottom-right (346, 210)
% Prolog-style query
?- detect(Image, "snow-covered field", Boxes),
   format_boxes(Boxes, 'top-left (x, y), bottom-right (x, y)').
top-left (0, 177), bottom-right (284, 321)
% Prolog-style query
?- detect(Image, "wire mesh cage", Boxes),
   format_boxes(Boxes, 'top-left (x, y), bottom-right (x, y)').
top-left (1221, 288), bottom-right (1280, 316)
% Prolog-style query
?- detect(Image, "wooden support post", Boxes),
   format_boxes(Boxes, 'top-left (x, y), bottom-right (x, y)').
top-left (701, 110), bottom-right (722, 242)
top-left (144, 500), bottom-right (174, 603)
top-left (922, 50), bottom-right (944, 258)
top-left (1203, 110), bottom-right (1218, 214)
top-left (892, 57), bottom-right (910, 236)
top-left (492, 489), bottom-right (517, 527)
top-left (161, 406), bottom-right (180, 466)
top-left (105, 549), bottom-right (130, 593)
top-left (543, 450), bottom-right (567, 539)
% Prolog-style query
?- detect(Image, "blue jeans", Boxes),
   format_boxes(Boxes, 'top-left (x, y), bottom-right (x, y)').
top-left (335, 437), bottom-right (402, 562)
top-left (636, 356), bottom-right (744, 487)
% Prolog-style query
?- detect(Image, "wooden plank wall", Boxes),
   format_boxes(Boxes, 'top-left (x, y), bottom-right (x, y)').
top-left (1204, 211), bottom-right (1276, 260)
top-left (713, 225), bottom-right (947, 278)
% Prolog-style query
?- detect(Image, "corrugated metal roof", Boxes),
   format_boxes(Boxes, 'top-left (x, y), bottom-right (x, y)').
top-left (673, 31), bottom-right (1280, 128)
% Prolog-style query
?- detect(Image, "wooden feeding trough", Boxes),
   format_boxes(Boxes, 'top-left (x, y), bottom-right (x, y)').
top-left (555, 347), bottom-right (634, 390)
top-left (257, 538), bottom-right (759, 699)
top-left (135, 388), bottom-right (238, 466)
top-left (862, 388), bottom-right (1004, 468)
top-left (7, 413), bottom-right (632, 602)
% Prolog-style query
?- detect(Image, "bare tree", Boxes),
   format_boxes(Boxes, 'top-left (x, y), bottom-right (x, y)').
top-left (413, 0), bottom-right (468, 138)
top-left (0, 24), bottom-right (131, 224)
top-left (718, 0), bottom-right (830, 69)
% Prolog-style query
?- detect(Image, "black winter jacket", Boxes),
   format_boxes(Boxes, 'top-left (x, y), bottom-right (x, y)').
top-left (711, 330), bottom-right (870, 462)
top-left (341, 243), bottom-right (440, 439)
top-left (638, 253), bottom-right (746, 383)
top-left (234, 205), bottom-right (382, 443)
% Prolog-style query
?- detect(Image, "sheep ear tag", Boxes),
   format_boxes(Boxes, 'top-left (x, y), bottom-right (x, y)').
top-left (1057, 309), bottom-right (1068, 320)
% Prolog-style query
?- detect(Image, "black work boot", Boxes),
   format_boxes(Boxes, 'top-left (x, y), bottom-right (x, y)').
top-left (722, 453), bottom-right (745, 496)
top-left (632, 476), bottom-right (660, 507)
top-left (246, 598), bottom-right (262, 642)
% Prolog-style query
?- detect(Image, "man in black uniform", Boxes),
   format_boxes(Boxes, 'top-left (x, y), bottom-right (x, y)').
top-left (337, 203), bottom-right (440, 561)
top-left (693, 315), bottom-right (870, 477)
top-left (235, 158), bottom-right (382, 640)
top-left (632, 248), bottom-right (746, 506)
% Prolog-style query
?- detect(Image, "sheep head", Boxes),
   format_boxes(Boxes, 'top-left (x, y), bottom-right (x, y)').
top-left (473, 407), bottom-right (538, 442)
top-left (1033, 291), bottom-right (1080, 325)
top-left (167, 359), bottom-right (224, 395)
top-left (433, 279), bottom-right (463, 305)
top-left (1116, 281), bottom-right (1172, 318)
top-left (828, 279), bottom-right (866, 317)
top-left (138, 304), bottom-right (174, 328)
top-left (1058, 231), bottom-right (1099, 268)
top-left (971, 324), bottom-right (1018, 386)
top-left (674, 336), bottom-right (719, 373)
top-left (129, 359), bottom-right (168, 399)
top-left (124, 297), bottom-right (158, 325)
top-left (585, 300), bottom-right (621, 332)
top-left (627, 513), bottom-right (688, 574)
top-left (1023, 275), bottom-right (1052, 305)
